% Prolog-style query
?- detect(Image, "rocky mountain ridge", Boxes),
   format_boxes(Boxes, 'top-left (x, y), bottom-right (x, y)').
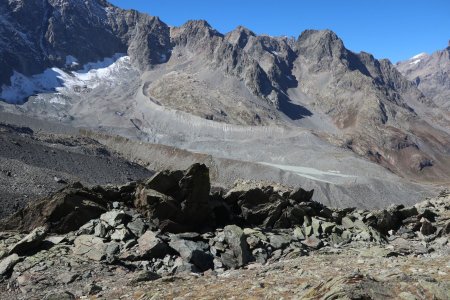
top-left (396, 42), bottom-right (450, 110)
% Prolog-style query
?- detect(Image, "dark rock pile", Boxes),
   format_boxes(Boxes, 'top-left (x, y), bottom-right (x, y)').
top-left (0, 164), bottom-right (448, 298)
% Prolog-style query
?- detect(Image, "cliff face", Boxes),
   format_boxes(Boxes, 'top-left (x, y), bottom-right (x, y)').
top-left (0, 0), bottom-right (170, 88)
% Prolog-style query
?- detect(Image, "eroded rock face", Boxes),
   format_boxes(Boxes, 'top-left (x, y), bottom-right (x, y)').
top-left (0, 184), bottom-right (108, 234)
top-left (0, 0), bottom-right (171, 91)
top-left (134, 163), bottom-right (211, 232)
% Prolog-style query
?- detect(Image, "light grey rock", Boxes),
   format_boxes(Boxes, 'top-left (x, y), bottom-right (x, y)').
top-left (223, 225), bottom-right (252, 268)
top-left (94, 222), bottom-right (107, 238)
top-left (341, 217), bottom-right (355, 229)
top-left (44, 235), bottom-right (66, 245)
top-left (127, 218), bottom-right (147, 237)
top-left (311, 218), bottom-right (322, 236)
top-left (56, 272), bottom-right (79, 284)
top-left (100, 210), bottom-right (130, 228)
top-left (268, 234), bottom-right (290, 250)
top-left (110, 225), bottom-right (131, 241)
top-left (127, 231), bottom-right (172, 260)
top-left (168, 238), bottom-right (213, 271)
top-left (0, 253), bottom-right (21, 276)
top-left (78, 220), bottom-right (97, 235)
top-left (294, 227), bottom-right (306, 240)
top-left (170, 257), bottom-right (199, 274)
top-left (73, 235), bottom-right (107, 261)
top-left (321, 221), bottom-right (336, 234)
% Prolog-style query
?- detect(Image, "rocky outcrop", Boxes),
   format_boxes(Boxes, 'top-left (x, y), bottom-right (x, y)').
top-left (0, 184), bottom-right (108, 234)
top-left (0, 165), bottom-right (448, 299)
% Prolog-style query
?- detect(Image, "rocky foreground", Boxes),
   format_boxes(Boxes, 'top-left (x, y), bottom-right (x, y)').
top-left (0, 164), bottom-right (448, 299)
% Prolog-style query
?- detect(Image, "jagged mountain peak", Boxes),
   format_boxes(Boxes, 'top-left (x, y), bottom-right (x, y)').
top-left (179, 19), bottom-right (218, 34)
top-left (296, 29), bottom-right (345, 60)
top-left (225, 26), bottom-right (256, 48)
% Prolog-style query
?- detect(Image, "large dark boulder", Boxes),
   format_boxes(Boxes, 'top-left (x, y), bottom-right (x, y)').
top-left (0, 184), bottom-right (108, 234)
top-left (135, 164), bottom-right (212, 232)
top-left (224, 185), bottom-right (315, 229)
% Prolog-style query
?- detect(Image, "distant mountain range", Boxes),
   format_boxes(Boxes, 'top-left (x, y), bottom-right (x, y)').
top-left (1, 0), bottom-right (449, 206)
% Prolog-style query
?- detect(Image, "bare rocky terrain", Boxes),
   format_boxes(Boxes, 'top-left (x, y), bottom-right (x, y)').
top-left (0, 0), bottom-right (449, 298)
top-left (0, 0), bottom-right (449, 209)
top-left (0, 164), bottom-right (448, 299)
top-left (0, 120), bottom-right (153, 218)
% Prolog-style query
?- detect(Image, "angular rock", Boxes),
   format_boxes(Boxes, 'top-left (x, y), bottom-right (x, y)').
top-left (106, 242), bottom-right (120, 258)
top-left (56, 272), bottom-right (79, 284)
top-left (321, 221), bottom-right (336, 234)
top-left (9, 226), bottom-right (48, 255)
top-left (398, 206), bottom-right (418, 220)
top-left (127, 218), bottom-right (147, 237)
top-left (341, 217), bottom-right (355, 229)
top-left (134, 188), bottom-right (181, 224)
top-left (177, 163), bottom-right (212, 226)
top-left (420, 218), bottom-right (436, 235)
top-left (0, 253), bottom-right (21, 276)
top-left (44, 236), bottom-right (66, 245)
top-left (135, 231), bottom-right (172, 260)
top-left (168, 238), bottom-right (214, 271)
top-left (73, 235), bottom-right (107, 261)
top-left (294, 227), bottom-right (306, 240)
top-left (171, 257), bottom-right (200, 274)
top-left (223, 225), bottom-right (252, 268)
top-left (289, 187), bottom-right (314, 203)
top-left (301, 236), bottom-right (324, 249)
top-left (144, 170), bottom-right (183, 195)
top-left (0, 186), bottom-right (108, 234)
top-left (268, 234), bottom-right (291, 250)
top-left (100, 210), bottom-right (130, 228)
top-left (84, 283), bottom-right (103, 296)
top-left (110, 225), bottom-right (131, 241)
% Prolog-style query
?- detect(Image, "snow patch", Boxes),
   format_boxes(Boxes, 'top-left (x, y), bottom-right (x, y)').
top-left (1, 54), bottom-right (129, 104)
top-left (408, 52), bottom-right (428, 65)
top-left (411, 52), bottom-right (427, 60)
top-left (259, 162), bottom-right (356, 184)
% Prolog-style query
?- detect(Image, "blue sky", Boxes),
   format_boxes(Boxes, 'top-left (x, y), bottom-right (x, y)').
top-left (109, 0), bottom-right (450, 63)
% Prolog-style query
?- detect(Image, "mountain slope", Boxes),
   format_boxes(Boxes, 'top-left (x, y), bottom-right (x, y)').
top-left (0, 0), bottom-right (169, 103)
top-left (0, 0), bottom-right (449, 207)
